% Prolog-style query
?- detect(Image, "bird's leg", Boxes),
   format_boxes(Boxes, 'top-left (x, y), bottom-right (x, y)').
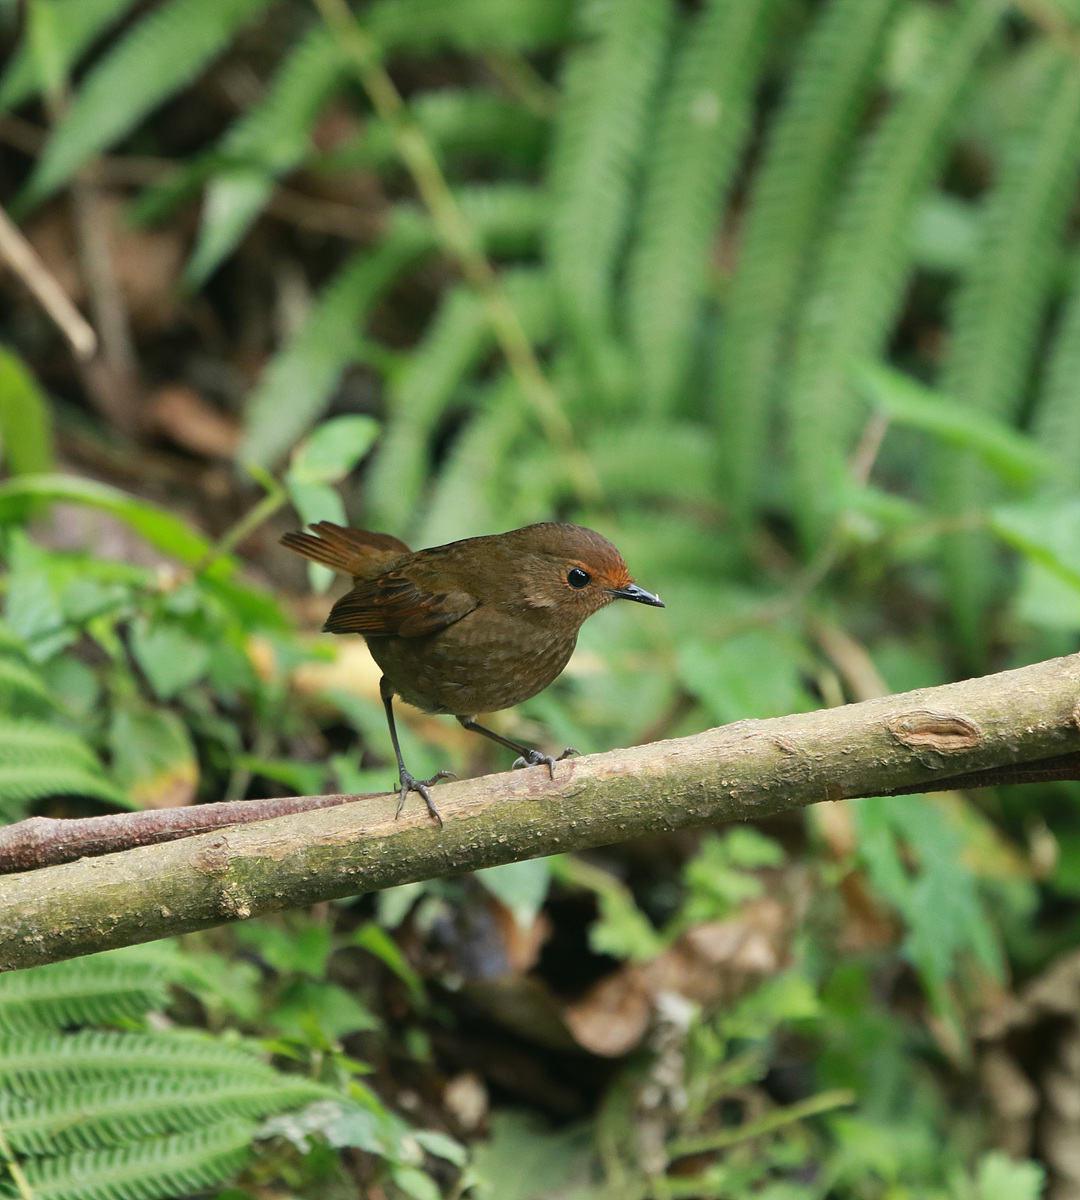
top-left (380, 678), bottom-right (453, 825)
top-left (457, 717), bottom-right (578, 780)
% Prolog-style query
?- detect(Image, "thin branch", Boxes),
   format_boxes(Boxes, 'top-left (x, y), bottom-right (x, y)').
top-left (667, 1088), bottom-right (856, 1158)
top-left (0, 202), bottom-right (97, 359)
top-left (1, 653), bottom-right (1078, 971)
top-left (312, 0), bottom-right (603, 507)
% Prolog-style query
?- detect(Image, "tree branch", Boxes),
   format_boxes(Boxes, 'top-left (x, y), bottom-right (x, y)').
top-left (2, 653), bottom-right (1078, 972)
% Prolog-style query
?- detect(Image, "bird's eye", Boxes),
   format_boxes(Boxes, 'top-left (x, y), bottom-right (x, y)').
top-left (567, 567), bottom-right (591, 589)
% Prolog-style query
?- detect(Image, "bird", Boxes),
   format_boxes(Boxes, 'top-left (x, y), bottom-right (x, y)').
top-left (281, 521), bottom-right (664, 823)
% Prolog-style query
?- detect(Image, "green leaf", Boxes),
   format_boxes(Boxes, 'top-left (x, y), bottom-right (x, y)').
top-left (677, 630), bottom-right (815, 725)
top-left (239, 217), bottom-right (431, 468)
top-left (129, 616), bottom-right (211, 700)
top-left (352, 923), bottom-right (426, 1007)
top-left (853, 360), bottom-right (1050, 486)
top-left (0, 347), bottom-right (55, 475)
top-left (992, 497), bottom-right (1080, 590)
top-left (974, 1150), bottom-right (1045, 1200)
top-left (0, 0), bottom-right (138, 112)
top-left (20, 0), bottom-right (273, 209)
top-left (785, 0), bottom-right (1005, 542)
top-left (0, 474), bottom-right (216, 566)
top-left (271, 980), bottom-right (381, 1042)
top-left (186, 24), bottom-right (348, 285)
top-left (366, 0), bottom-right (573, 54)
top-left (236, 919), bottom-right (333, 979)
top-left (186, 168), bottom-right (274, 286)
top-left (715, 0), bottom-right (900, 526)
top-left (475, 858), bottom-right (552, 929)
top-left (626, 0), bottom-right (781, 414)
top-left (20, 1119), bottom-right (257, 1200)
top-left (288, 416), bottom-right (381, 485)
top-left (108, 704), bottom-right (198, 810)
top-left (413, 1129), bottom-right (468, 1169)
top-left (853, 795), bottom-right (1002, 1015)
top-left (547, 0), bottom-right (673, 398)
top-left (390, 1162), bottom-right (442, 1200)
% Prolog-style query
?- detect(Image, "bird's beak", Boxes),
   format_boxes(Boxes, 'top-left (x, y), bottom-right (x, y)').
top-left (608, 583), bottom-right (665, 608)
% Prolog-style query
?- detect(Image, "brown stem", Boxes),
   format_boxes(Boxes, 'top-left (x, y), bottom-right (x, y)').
top-left (0, 793), bottom-right (378, 874)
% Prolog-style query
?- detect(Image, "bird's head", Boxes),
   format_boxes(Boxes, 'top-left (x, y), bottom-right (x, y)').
top-left (511, 523), bottom-right (664, 618)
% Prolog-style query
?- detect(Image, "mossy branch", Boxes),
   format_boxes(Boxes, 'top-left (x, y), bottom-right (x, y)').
top-left (1, 653), bottom-right (1079, 972)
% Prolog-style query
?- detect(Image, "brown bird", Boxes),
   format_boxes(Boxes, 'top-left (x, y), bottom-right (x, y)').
top-left (281, 521), bottom-right (664, 823)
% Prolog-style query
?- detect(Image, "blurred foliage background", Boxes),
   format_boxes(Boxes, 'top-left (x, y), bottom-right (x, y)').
top-left (1, 0), bottom-right (1080, 1195)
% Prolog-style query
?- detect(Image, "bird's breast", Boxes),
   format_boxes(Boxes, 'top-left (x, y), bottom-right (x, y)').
top-left (367, 606), bottom-right (579, 716)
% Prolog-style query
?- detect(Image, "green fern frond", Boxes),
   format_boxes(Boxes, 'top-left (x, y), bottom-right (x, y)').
top-left (20, 0), bottom-right (274, 209)
top-left (0, 725), bottom-right (98, 772)
top-left (365, 269), bottom-right (555, 531)
top-left (2, 1074), bottom-right (329, 1155)
top-left (0, 0), bottom-right (138, 113)
top-left (0, 958), bottom-right (167, 1032)
top-left (366, 0), bottom-right (573, 54)
top-left (784, 0), bottom-right (1005, 545)
top-left (455, 183), bottom-right (549, 256)
top-left (186, 24), bottom-right (348, 286)
top-left (713, 0), bottom-right (900, 526)
top-left (0, 766), bottom-right (125, 820)
top-left (1034, 256), bottom-right (1080, 496)
top-left (934, 49), bottom-right (1080, 660)
top-left (413, 376), bottom-right (529, 546)
top-left (626, 0), bottom-right (781, 417)
top-left (0, 1031), bottom-right (275, 1095)
top-left (0, 722), bottom-right (127, 819)
top-left (547, 0), bottom-right (673, 400)
top-left (0, 657), bottom-right (60, 718)
top-left (326, 89), bottom-right (549, 173)
top-left (18, 1118), bottom-right (257, 1200)
top-left (238, 214), bottom-right (433, 469)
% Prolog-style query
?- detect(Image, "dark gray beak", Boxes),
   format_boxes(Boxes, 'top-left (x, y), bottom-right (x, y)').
top-left (609, 583), bottom-right (665, 608)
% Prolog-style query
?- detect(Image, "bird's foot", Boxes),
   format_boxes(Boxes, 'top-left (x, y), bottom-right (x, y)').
top-left (395, 769), bottom-right (456, 825)
top-left (511, 746), bottom-right (580, 780)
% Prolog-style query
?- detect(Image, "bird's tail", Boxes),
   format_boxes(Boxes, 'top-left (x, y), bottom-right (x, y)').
top-left (280, 522), bottom-right (410, 577)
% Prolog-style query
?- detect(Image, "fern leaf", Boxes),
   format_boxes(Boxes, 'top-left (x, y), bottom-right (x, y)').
top-left (2, 1074), bottom-right (329, 1154)
top-left (0, 958), bottom-right (167, 1032)
top-left (0, 1031), bottom-right (275, 1095)
top-left (328, 89), bottom-right (548, 173)
top-left (20, 0), bottom-right (274, 209)
top-left (1033, 257), bottom-right (1080, 496)
top-left (364, 270), bottom-right (555, 532)
top-left (455, 184), bottom-right (549, 256)
top-left (186, 24), bottom-right (348, 286)
top-left (0, 722), bottom-right (127, 818)
top-left (713, 0), bottom-right (900, 526)
top-left (626, 0), bottom-right (781, 417)
top-left (547, 0), bottom-right (673, 400)
top-left (0, 724), bottom-right (99, 772)
top-left (366, 0), bottom-right (573, 54)
top-left (0, 657), bottom-right (60, 718)
top-left (784, 0), bottom-right (1005, 545)
top-left (18, 1118), bottom-right (257, 1200)
top-left (238, 214), bottom-right (432, 469)
top-left (413, 376), bottom-right (529, 547)
top-left (933, 49), bottom-right (1080, 661)
top-left (0, 0), bottom-right (138, 113)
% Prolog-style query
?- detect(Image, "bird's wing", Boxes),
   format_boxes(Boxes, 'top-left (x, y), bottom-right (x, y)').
top-left (281, 522), bottom-right (410, 577)
top-left (323, 570), bottom-right (478, 637)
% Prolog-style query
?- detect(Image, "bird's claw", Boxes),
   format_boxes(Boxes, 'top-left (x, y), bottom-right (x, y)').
top-left (395, 769), bottom-right (456, 826)
top-left (511, 746), bottom-right (580, 779)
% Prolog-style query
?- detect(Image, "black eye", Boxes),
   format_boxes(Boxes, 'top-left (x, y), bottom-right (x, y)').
top-left (567, 567), bottom-right (591, 589)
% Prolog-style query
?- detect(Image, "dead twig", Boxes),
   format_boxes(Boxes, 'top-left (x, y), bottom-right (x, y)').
top-left (0, 202), bottom-right (96, 359)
